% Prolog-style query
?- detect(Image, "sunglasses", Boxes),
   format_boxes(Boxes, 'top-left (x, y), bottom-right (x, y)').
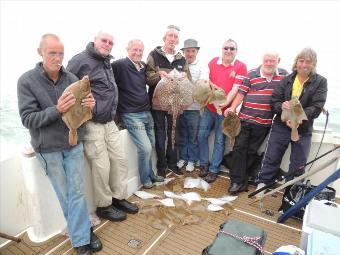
top-left (223, 47), bottom-right (237, 51)
top-left (101, 38), bottom-right (114, 46)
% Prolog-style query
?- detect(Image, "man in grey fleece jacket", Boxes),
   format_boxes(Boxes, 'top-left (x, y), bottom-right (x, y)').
top-left (17, 34), bottom-right (101, 255)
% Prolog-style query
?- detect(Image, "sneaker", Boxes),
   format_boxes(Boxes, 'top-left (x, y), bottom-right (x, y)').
top-left (186, 162), bottom-right (195, 172)
top-left (151, 175), bottom-right (165, 183)
top-left (177, 159), bottom-right (186, 169)
top-left (256, 183), bottom-right (266, 198)
top-left (143, 181), bottom-right (154, 189)
top-left (168, 166), bottom-right (183, 176)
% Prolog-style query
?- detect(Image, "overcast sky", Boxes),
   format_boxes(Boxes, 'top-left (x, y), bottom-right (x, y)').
top-left (1, 0), bottom-right (339, 115)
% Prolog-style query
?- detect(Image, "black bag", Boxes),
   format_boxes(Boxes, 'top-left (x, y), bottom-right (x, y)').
top-left (279, 180), bottom-right (336, 220)
top-left (202, 220), bottom-right (266, 255)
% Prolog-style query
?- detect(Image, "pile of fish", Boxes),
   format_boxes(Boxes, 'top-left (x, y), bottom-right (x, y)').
top-left (192, 79), bottom-right (227, 115)
top-left (133, 177), bottom-right (237, 230)
top-left (281, 97), bottom-right (307, 141)
top-left (152, 69), bottom-right (194, 148)
top-left (62, 75), bottom-right (92, 146)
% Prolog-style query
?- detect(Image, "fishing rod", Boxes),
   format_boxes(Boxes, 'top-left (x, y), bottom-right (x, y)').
top-left (305, 108), bottom-right (329, 173)
top-left (248, 144), bottom-right (340, 198)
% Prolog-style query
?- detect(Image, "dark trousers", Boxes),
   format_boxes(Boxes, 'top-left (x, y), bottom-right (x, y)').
top-left (151, 109), bottom-right (178, 173)
top-left (257, 122), bottom-right (312, 184)
top-left (230, 122), bottom-right (270, 184)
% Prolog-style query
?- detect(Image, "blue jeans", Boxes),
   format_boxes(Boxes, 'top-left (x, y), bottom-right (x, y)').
top-left (257, 122), bottom-right (312, 184)
top-left (36, 143), bottom-right (90, 248)
top-left (121, 111), bottom-right (156, 185)
top-left (177, 110), bottom-right (200, 162)
top-left (198, 107), bottom-right (226, 173)
top-left (151, 109), bottom-right (178, 171)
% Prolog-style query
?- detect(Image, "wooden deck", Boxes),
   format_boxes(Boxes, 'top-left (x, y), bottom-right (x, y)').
top-left (0, 171), bottom-right (302, 255)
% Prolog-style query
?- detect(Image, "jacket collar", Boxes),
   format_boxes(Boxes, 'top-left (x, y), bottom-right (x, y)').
top-left (155, 46), bottom-right (184, 60)
top-left (86, 42), bottom-right (113, 62)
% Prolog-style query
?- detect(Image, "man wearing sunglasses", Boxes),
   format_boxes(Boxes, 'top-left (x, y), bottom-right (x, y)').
top-left (67, 31), bottom-right (138, 224)
top-left (198, 39), bottom-right (247, 183)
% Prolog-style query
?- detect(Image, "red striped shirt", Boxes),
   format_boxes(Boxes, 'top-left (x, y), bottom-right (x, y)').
top-left (238, 67), bottom-right (288, 126)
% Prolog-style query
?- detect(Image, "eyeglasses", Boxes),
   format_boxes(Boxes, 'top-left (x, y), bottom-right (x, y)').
top-left (223, 47), bottom-right (237, 51)
top-left (100, 38), bottom-right (114, 46)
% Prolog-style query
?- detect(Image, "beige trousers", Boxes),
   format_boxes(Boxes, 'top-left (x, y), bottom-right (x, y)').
top-left (84, 120), bottom-right (128, 207)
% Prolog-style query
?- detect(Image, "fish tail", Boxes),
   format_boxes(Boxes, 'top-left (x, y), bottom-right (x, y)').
top-left (291, 129), bottom-right (299, 141)
top-left (69, 130), bottom-right (78, 146)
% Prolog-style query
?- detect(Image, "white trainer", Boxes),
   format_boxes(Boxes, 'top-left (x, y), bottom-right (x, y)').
top-left (177, 159), bottom-right (186, 169)
top-left (186, 162), bottom-right (195, 172)
top-left (256, 183), bottom-right (266, 198)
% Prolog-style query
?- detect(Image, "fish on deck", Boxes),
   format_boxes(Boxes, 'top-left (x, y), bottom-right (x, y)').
top-left (152, 69), bottom-right (194, 148)
top-left (281, 97), bottom-right (308, 141)
top-left (62, 75), bottom-right (92, 146)
top-left (222, 111), bottom-right (241, 147)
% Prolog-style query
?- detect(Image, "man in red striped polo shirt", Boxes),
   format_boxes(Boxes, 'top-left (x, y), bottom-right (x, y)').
top-left (198, 39), bottom-right (247, 183)
top-left (225, 52), bottom-right (288, 194)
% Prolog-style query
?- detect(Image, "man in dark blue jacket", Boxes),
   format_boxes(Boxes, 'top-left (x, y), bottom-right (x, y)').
top-left (256, 48), bottom-right (328, 192)
top-left (18, 34), bottom-right (101, 255)
top-left (67, 31), bottom-right (138, 223)
top-left (112, 39), bottom-right (164, 188)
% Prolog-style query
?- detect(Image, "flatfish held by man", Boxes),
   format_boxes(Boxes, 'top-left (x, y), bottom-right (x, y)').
top-left (62, 75), bottom-right (92, 146)
top-left (222, 111), bottom-right (241, 147)
top-left (281, 97), bottom-right (308, 141)
top-left (152, 69), bottom-right (194, 148)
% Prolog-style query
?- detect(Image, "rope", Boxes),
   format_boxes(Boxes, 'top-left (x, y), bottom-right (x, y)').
top-left (218, 230), bottom-right (264, 254)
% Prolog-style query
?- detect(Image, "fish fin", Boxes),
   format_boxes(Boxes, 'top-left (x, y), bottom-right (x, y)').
top-left (291, 129), bottom-right (299, 141)
top-left (229, 137), bottom-right (235, 148)
top-left (69, 130), bottom-right (78, 146)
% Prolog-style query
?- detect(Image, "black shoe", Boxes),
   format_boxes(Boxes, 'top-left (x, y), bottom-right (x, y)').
top-left (76, 245), bottom-right (92, 255)
top-left (90, 228), bottom-right (102, 252)
top-left (199, 166), bottom-right (209, 178)
top-left (228, 182), bottom-right (248, 195)
top-left (96, 205), bottom-right (127, 222)
top-left (204, 172), bottom-right (218, 183)
top-left (112, 198), bottom-right (139, 214)
top-left (169, 166), bottom-right (183, 176)
top-left (151, 175), bottom-right (165, 183)
top-left (157, 169), bottom-right (166, 178)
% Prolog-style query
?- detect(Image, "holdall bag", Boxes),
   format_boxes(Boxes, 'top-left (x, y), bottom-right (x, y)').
top-left (279, 180), bottom-right (336, 220)
top-left (202, 219), bottom-right (266, 255)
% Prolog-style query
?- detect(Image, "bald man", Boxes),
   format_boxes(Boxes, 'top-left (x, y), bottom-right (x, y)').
top-left (225, 52), bottom-right (288, 195)
top-left (67, 31), bottom-right (139, 223)
top-left (17, 34), bottom-right (101, 255)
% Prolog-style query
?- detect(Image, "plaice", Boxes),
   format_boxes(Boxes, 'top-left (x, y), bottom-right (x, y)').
top-left (62, 75), bottom-right (92, 146)
top-left (281, 97), bottom-right (308, 141)
top-left (222, 111), bottom-right (241, 147)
